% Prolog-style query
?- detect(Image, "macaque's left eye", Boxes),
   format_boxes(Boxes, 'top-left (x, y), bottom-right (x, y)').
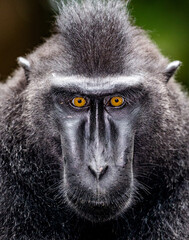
top-left (72, 97), bottom-right (87, 108)
top-left (110, 96), bottom-right (125, 107)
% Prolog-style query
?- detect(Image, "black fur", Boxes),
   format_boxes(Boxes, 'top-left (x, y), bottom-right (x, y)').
top-left (0, 0), bottom-right (188, 239)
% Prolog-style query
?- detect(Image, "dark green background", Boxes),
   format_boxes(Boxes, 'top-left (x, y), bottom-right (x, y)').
top-left (131, 0), bottom-right (189, 90)
top-left (0, 0), bottom-right (188, 90)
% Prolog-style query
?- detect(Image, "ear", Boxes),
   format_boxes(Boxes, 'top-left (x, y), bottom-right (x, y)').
top-left (17, 57), bottom-right (31, 83)
top-left (164, 61), bottom-right (181, 82)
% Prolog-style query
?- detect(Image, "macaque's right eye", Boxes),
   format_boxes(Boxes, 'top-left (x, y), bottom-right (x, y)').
top-left (110, 96), bottom-right (125, 107)
top-left (105, 96), bottom-right (125, 108)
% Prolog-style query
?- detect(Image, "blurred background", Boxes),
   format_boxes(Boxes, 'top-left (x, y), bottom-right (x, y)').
top-left (0, 0), bottom-right (188, 89)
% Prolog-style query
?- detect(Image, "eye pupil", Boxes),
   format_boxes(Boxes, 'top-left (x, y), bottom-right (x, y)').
top-left (115, 98), bottom-right (119, 103)
top-left (78, 99), bottom-right (82, 103)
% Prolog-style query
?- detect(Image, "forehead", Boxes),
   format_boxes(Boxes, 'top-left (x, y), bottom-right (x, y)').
top-left (49, 74), bottom-right (143, 95)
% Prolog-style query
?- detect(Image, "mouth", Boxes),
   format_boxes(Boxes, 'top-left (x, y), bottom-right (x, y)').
top-left (65, 188), bottom-right (133, 222)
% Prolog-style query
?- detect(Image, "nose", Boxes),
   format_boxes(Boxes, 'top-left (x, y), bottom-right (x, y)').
top-left (88, 165), bottom-right (109, 180)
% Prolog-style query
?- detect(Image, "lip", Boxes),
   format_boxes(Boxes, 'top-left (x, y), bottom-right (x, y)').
top-left (65, 189), bottom-right (132, 222)
top-left (65, 191), bottom-right (114, 220)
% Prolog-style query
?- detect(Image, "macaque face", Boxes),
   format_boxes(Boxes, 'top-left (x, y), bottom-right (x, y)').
top-left (49, 75), bottom-right (147, 222)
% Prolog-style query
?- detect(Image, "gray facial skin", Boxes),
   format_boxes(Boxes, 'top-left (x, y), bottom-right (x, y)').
top-left (50, 76), bottom-right (144, 221)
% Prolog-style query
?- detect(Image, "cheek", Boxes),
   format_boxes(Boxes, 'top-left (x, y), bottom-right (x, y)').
top-left (105, 107), bottom-right (129, 120)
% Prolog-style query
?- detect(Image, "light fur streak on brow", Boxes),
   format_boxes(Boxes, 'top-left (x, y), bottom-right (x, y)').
top-left (50, 74), bottom-right (143, 92)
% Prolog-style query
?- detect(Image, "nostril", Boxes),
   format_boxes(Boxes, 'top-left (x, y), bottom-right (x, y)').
top-left (88, 165), bottom-right (109, 180)
top-left (99, 165), bottom-right (108, 180)
top-left (88, 165), bottom-right (97, 178)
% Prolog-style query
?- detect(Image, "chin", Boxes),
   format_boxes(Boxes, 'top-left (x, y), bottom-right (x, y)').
top-left (64, 186), bottom-right (134, 223)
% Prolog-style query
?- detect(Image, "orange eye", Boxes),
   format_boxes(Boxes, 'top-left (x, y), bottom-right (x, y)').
top-left (110, 96), bottom-right (124, 107)
top-left (72, 97), bottom-right (87, 108)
